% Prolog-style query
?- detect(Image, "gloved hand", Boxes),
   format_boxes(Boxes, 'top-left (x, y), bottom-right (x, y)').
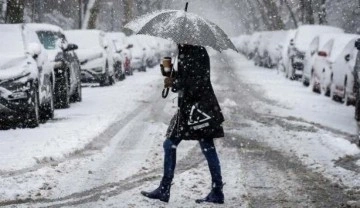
top-left (164, 77), bottom-right (174, 88)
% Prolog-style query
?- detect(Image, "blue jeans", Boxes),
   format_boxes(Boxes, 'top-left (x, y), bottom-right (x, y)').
top-left (162, 137), bottom-right (223, 186)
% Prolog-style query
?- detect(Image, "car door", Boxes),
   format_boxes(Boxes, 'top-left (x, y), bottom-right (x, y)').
top-left (23, 27), bottom-right (53, 105)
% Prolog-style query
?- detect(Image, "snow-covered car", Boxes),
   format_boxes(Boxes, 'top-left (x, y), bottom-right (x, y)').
top-left (327, 35), bottom-right (360, 104)
top-left (27, 23), bottom-right (82, 109)
top-left (254, 31), bottom-right (272, 67)
top-left (303, 33), bottom-right (341, 87)
top-left (232, 35), bottom-right (251, 55)
top-left (247, 32), bottom-right (261, 60)
top-left (262, 30), bottom-right (288, 69)
top-left (106, 32), bottom-right (126, 80)
top-left (286, 25), bottom-right (344, 80)
top-left (126, 36), bottom-right (147, 72)
top-left (0, 24), bottom-right (55, 127)
top-left (354, 39), bottom-right (360, 120)
top-left (65, 30), bottom-right (115, 86)
top-left (278, 30), bottom-right (296, 74)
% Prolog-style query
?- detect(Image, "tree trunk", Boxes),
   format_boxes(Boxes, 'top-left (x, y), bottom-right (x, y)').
top-left (5, 0), bottom-right (25, 23)
top-left (261, 0), bottom-right (285, 30)
top-left (254, 0), bottom-right (271, 30)
top-left (86, 0), bottom-right (100, 29)
top-left (123, 0), bottom-right (133, 26)
top-left (284, 0), bottom-right (298, 28)
top-left (318, 0), bottom-right (327, 24)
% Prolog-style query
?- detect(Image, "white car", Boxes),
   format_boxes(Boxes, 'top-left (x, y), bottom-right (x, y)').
top-left (311, 34), bottom-right (359, 98)
top-left (247, 32), bottom-right (262, 60)
top-left (286, 25), bottom-right (344, 80)
top-left (26, 23), bottom-right (82, 108)
top-left (106, 32), bottom-right (127, 80)
top-left (278, 30), bottom-right (296, 74)
top-left (303, 33), bottom-right (341, 87)
top-left (328, 35), bottom-right (360, 104)
top-left (265, 30), bottom-right (289, 69)
top-left (126, 35), bottom-right (147, 72)
top-left (232, 35), bottom-right (251, 55)
top-left (65, 30), bottom-right (115, 86)
top-left (254, 31), bottom-right (272, 67)
top-left (0, 24), bottom-right (54, 127)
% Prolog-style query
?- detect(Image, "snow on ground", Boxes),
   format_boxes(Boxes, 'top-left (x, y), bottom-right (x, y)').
top-left (0, 69), bottom-right (161, 172)
top-left (1, 51), bottom-right (360, 207)
top-left (219, 51), bottom-right (360, 189)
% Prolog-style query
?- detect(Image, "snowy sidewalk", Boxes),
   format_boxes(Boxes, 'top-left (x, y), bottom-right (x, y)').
top-left (0, 69), bottom-right (162, 172)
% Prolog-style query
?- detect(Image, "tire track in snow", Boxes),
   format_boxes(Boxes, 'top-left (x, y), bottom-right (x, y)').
top-left (0, 143), bottom-right (205, 207)
top-left (0, 91), bottom-right (157, 178)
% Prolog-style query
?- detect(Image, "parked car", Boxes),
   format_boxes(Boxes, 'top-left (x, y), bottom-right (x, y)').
top-left (306, 34), bottom-right (341, 89)
top-left (247, 32), bottom-right (261, 60)
top-left (286, 25), bottom-right (344, 80)
top-left (27, 23), bottom-right (82, 109)
top-left (254, 31), bottom-right (272, 67)
top-left (0, 24), bottom-right (54, 127)
top-left (278, 30), bottom-right (296, 74)
top-left (330, 35), bottom-right (359, 104)
top-left (232, 35), bottom-right (251, 55)
top-left (65, 30), bottom-right (115, 86)
top-left (354, 39), bottom-right (360, 120)
top-left (106, 32), bottom-right (126, 80)
top-left (126, 35), bottom-right (147, 72)
top-left (265, 30), bottom-right (288, 69)
top-left (311, 34), bottom-right (359, 99)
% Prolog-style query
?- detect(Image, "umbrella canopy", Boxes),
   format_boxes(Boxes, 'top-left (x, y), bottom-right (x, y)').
top-left (125, 10), bottom-right (237, 52)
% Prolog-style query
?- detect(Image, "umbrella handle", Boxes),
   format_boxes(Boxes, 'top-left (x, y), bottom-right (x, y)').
top-left (162, 88), bottom-right (170, 98)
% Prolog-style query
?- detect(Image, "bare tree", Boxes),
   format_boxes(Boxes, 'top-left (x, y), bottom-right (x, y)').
top-left (283, 0), bottom-right (299, 27)
top-left (261, 0), bottom-right (285, 30)
top-left (5, 0), bottom-right (25, 23)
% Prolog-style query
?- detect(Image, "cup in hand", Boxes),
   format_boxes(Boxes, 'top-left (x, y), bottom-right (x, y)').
top-left (162, 57), bottom-right (172, 73)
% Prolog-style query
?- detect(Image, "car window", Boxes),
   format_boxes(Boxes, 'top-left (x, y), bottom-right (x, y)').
top-left (36, 31), bottom-right (61, 50)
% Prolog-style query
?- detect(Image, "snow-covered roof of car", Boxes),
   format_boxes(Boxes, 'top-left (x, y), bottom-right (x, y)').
top-left (65, 30), bottom-right (105, 49)
top-left (0, 24), bottom-right (26, 56)
top-left (25, 23), bottom-right (64, 33)
top-left (328, 34), bottom-right (360, 62)
top-left (294, 25), bottom-right (344, 52)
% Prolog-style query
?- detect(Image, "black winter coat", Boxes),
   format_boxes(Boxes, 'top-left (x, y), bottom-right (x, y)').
top-left (166, 45), bottom-right (225, 141)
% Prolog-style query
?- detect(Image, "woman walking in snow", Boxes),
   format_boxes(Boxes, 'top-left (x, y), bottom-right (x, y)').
top-left (141, 44), bottom-right (225, 204)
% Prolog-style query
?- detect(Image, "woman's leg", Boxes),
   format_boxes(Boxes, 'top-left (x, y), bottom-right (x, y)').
top-left (199, 138), bottom-right (222, 186)
top-left (196, 138), bottom-right (224, 204)
top-left (163, 137), bottom-right (182, 181)
top-left (141, 136), bottom-right (181, 202)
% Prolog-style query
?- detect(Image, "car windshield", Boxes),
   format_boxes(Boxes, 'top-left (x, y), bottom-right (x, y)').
top-left (0, 25), bottom-right (25, 56)
top-left (36, 31), bottom-right (61, 50)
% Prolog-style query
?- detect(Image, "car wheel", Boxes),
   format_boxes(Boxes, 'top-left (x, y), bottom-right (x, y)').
top-left (72, 83), bottom-right (82, 102)
top-left (100, 62), bottom-right (111, 86)
top-left (40, 84), bottom-right (54, 121)
top-left (302, 77), bottom-right (310, 87)
top-left (325, 86), bottom-right (331, 97)
top-left (55, 71), bottom-right (70, 109)
top-left (355, 92), bottom-right (360, 121)
top-left (25, 86), bottom-right (40, 128)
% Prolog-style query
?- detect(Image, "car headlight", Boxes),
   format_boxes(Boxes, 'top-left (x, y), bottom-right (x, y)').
top-left (0, 72), bottom-right (32, 92)
top-left (90, 67), bottom-right (104, 73)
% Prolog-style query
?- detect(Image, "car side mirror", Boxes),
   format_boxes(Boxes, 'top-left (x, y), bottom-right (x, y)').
top-left (355, 39), bottom-right (360, 50)
top-left (65, 43), bottom-right (78, 52)
top-left (345, 54), bottom-right (351, 62)
top-left (27, 42), bottom-right (42, 59)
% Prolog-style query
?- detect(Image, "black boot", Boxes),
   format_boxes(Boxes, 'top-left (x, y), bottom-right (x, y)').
top-left (141, 178), bottom-right (172, 202)
top-left (195, 182), bottom-right (224, 204)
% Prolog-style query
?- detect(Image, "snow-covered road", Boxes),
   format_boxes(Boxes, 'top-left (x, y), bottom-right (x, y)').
top-left (1, 51), bottom-right (360, 207)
